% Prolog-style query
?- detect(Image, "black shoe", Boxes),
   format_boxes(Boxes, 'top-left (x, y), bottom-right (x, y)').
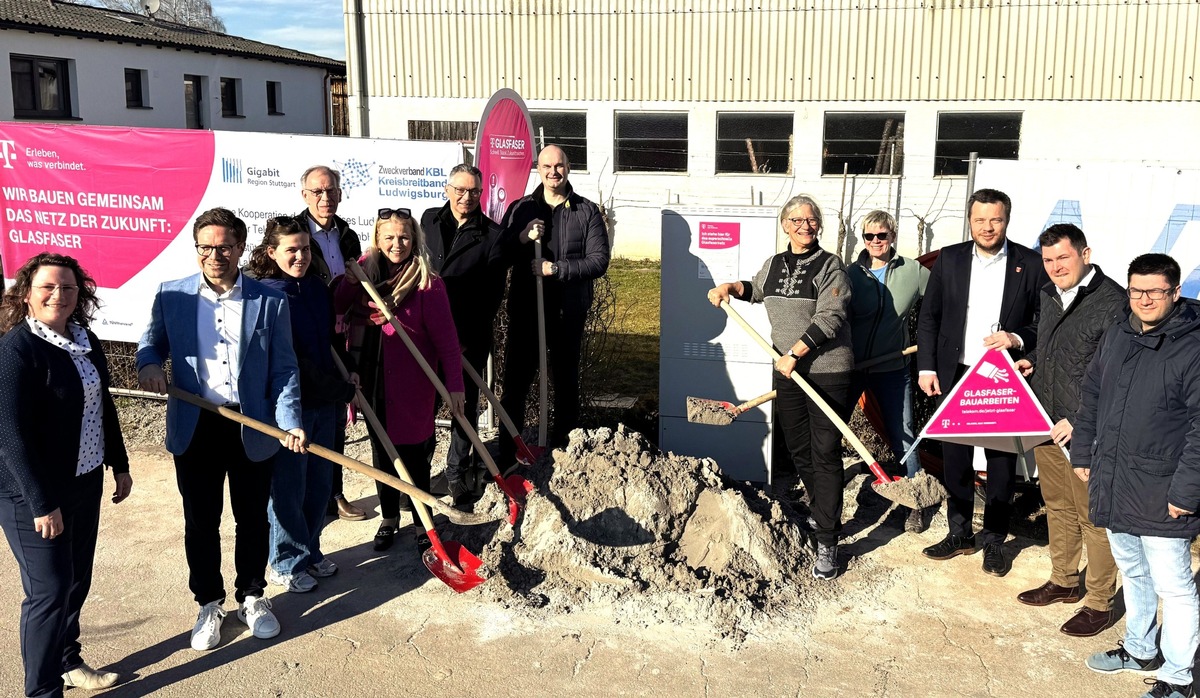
top-left (373, 524), bottom-right (397, 551)
top-left (922, 534), bottom-right (977, 560)
top-left (1142, 679), bottom-right (1195, 698)
top-left (981, 543), bottom-right (1010, 577)
top-left (416, 532), bottom-right (433, 555)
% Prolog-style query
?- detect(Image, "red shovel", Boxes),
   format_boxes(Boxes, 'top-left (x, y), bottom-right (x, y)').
top-left (349, 260), bottom-right (534, 525)
top-left (461, 356), bottom-right (543, 465)
top-left (330, 351), bottom-right (485, 592)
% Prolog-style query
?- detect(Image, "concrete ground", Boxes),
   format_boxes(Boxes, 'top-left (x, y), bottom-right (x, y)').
top-left (0, 446), bottom-right (1181, 697)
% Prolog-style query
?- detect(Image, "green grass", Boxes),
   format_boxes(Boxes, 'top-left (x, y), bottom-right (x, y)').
top-left (603, 258), bottom-right (661, 405)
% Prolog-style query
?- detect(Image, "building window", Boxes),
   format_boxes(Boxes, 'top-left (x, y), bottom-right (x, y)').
top-left (822, 112), bottom-right (904, 176)
top-left (408, 120), bottom-right (476, 141)
top-left (935, 112), bottom-right (1022, 176)
top-left (125, 68), bottom-right (148, 108)
top-left (219, 77), bottom-right (241, 117)
top-left (184, 74), bottom-right (204, 129)
top-left (10, 55), bottom-right (72, 119)
top-left (716, 113), bottom-right (792, 175)
top-left (266, 81), bottom-right (283, 115)
top-left (530, 111), bottom-right (587, 170)
top-left (614, 112), bottom-right (688, 173)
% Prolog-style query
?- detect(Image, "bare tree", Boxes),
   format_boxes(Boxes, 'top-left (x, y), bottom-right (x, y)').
top-left (89, 0), bottom-right (227, 33)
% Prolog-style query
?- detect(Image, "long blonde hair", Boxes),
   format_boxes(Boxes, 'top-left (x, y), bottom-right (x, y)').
top-left (372, 214), bottom-right (433, 290)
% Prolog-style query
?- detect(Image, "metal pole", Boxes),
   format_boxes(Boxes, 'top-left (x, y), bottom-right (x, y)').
top-left (962, 151), bottom-right (979, 242)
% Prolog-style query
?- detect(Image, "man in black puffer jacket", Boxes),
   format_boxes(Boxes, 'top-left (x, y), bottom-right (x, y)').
top-left (1013, 224), bottom-right (1126, 638)
top-left (499, 145), bottom-right (610, 459)
top-left (1073, 253), bottom-right (1200, 698)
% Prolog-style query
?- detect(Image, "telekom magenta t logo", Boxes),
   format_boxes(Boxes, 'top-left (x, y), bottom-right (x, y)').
top-left (0, 140), bottom-right (17, 169)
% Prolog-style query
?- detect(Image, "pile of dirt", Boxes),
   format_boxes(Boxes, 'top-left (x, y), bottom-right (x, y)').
top-left (445, 426), bottom-right (830, 643)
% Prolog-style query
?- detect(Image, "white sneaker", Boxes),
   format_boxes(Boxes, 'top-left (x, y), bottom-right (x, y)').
top-left (307, 558), bottom-right (338, 578)
top-left (237, 595), bottom-right (280, 639)
top-left (266, 568), bottom-right (318, 593)
top-left (62, 662), bottom-right (119, 689)
top-left (190, 601), bottom-right (226, 651)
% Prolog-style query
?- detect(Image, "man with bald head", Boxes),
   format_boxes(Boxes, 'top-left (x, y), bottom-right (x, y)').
top-left (499, 145), bottom-right (610, 461)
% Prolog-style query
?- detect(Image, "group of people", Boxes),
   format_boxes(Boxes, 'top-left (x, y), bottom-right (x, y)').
top-left (714, 186), bottom-right (1200, 698)
top-left (0, 144), bottom-right (610, 697)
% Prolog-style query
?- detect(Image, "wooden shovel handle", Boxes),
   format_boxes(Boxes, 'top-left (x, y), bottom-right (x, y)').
top-left (166, 386), bottom-right (499, 526)
top-left (719, 300), bottom-right (876, 466)
top-left (734, 390), bottom-right (777, 415)
top-left (855, 345), bottom-right (917, 371)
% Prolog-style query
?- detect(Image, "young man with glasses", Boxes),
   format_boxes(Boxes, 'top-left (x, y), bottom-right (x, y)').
top-left (916, 188), bottom-right (1048, 577)
top-left (419, 164), bottom-right (507, 505)
top-left (137, 207), bottom-right (305, 651)
top-left (1073, 253), bottom-right (1200, 698)
top-left (294, 165), bottom-right (368, 522)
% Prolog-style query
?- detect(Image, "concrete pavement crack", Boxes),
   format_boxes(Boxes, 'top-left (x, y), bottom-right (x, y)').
top-left (406, 617), bottom-right (432, 665)
top-left (572, 639), bottom-right (597, 677)
top-left (699, 653), bottom-right (711, 698)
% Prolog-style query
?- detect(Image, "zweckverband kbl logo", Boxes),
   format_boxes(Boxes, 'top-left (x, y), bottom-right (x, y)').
top-left (0, 140), bottom-right (18, 169)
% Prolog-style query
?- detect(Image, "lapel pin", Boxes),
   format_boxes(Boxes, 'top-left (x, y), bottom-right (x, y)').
top-left (1015, 266), bottom-right (1022, 273)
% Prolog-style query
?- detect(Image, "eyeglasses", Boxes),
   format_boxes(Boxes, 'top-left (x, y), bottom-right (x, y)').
top-left (378, 207), bottom-right (412, 220)
top-left (447, 184), bottom-right (483, 198)
top-left (862, 232), bottom-right (891, 241)
top-left (34, 284), bottom-right (79, 295)
top-left (1127, 286), bottom-right (1177, 300)
top-left (304, 188), bottom-right (340, 199)
top-left (786, 217), bottom-right (820, 229)
top-left (195, 244), bottom-right (239, 258)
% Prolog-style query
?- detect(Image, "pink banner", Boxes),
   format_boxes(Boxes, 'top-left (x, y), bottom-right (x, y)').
top-left (698, 222), bottom-right (741, 249)
top-left (921, 348), bottom-right (1053, 453)
top-left (0, 124), bottom-right (214, 288)
top-left (476, 89), bottom-right (534, 222)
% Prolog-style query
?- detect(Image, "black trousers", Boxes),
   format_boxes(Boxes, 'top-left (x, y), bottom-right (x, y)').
top-left (500, 291), bottom-right (588, 461)
top-left (174, 409), bottom-right (273, 605)
top-left (940, 363), bottom-right (1017, 546)
top-left (0, 466), bottom-right (102, 698)
top-left (369, 431), bottom-right (434, 520)
top-left (444, 341), bottom-right (490, 484)
top-left (774, 372), bottom-right (853, 548)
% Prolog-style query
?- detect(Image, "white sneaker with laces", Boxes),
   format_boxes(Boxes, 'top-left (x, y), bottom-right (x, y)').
top-left (307, 558), bottom-right (338, 578)
top-left (266, 568), bottom-right (318, 593)
top-left (237, 595), bottom-right (280, 639)
top-left (190, 601), bottom-right (226, 651)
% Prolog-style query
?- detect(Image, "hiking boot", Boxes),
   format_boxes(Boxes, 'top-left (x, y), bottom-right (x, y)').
top-left (904, 506), bottom-right (928, 534)
top-left (1141, 679), bottom-right (1195, 698)
top-left (1085, 642), bottom-right (1163, 675)
top-left (812, 543), bottom-right (839, 580)
top-left (190, 601), bottom-right (226, 651)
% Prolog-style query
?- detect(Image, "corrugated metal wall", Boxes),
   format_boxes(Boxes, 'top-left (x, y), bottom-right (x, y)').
top-left (347, 0), bottom-right (1198, 101)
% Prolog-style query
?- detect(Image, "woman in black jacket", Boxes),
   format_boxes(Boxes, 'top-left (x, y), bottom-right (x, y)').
top-left (0, 253), bottom-right (132, 697)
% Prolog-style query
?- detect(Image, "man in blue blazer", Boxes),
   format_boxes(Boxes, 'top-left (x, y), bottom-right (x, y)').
top-left (917, 189), bottom-right (1048, 578)
top-left (137, 207), bottom-right (305, 652)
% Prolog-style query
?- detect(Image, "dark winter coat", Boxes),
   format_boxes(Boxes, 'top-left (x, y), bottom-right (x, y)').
top-left (501, 183), bottom-right (610, 317)
top-left (259, 274), bottom-right (356, 408)
top-left (1024, 266), bottom-right (1127, 422)
top-left (1071, 298), bottom-right (1200, 538)
top-left (421, 203), bottom-right (508, 352)
top-left (294, 209), bottom-right (363, 288)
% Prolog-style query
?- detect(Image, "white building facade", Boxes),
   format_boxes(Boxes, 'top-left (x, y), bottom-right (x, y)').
top-left (2, 0), bottom-right (344, 135)
top-left (343, 0), bottom-right (1200, 259)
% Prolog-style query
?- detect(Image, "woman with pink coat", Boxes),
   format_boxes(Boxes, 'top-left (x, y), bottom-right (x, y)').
top-left (335, 208), bottom-right (464, 554)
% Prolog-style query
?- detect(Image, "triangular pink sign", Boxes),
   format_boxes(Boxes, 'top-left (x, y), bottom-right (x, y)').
top-left (921, 348), bottom-right (1054, 454)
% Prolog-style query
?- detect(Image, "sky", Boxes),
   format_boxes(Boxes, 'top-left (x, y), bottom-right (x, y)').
top-left (214, 0), bottom-right (346, 62)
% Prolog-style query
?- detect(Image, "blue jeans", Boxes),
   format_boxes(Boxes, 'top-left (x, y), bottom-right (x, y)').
top-left (1107, 530), bottom-right (1200, 685)
top-left (855, 368), bottom-right (920, 478)
top-left (269, 403), bottom-right (337, 575)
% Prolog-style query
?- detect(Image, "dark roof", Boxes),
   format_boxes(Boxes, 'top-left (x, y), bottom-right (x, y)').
top-left (0, 0), bottom-right (344, 73)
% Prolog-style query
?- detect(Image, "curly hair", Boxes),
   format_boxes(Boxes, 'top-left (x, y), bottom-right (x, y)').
top-left (246, 216), bottom-right (309, 280)
top-left (0, 253), bottom-right (100, 334)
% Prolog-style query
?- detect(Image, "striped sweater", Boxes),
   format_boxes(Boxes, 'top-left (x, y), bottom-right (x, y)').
top-left (735, 246), bottom-right (855, 375)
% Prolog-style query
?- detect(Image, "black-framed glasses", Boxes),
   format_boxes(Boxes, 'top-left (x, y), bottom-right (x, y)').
top-left (786, 217), bottom-right (820, 229)
top-left (862, 232), bottom-right (891, 241)
top-left (303, 188), bottom-right (340, 199)
top-left (447, 184), bottom-right (483, 198)
top-left (1128, 286), bottom-right (1177, 300)
top-left (195, 244), bottom-right (238, 258)
top-left (378, 207), bottom-right (412, 220)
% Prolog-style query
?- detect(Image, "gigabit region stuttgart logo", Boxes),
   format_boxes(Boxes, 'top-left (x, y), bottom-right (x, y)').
top-left (222, 158), bottom-right (242, 184)
top-left (333, 159), bottom-right (373, 195)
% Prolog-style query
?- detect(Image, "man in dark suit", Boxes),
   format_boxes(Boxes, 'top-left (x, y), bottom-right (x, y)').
top-left (294, 164), bottom-right (367, 522)
top-left (420, 163), bottom-right (507, 503)
top-left (917, 188), bottom-right (1048, 577)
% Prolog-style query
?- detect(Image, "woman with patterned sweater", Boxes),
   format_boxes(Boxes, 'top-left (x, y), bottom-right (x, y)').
top-left (708, 194), bottom-right (855, 581)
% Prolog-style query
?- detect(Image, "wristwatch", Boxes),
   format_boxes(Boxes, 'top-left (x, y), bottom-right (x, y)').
top-left (787, 349), bottom-right (801, 360)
